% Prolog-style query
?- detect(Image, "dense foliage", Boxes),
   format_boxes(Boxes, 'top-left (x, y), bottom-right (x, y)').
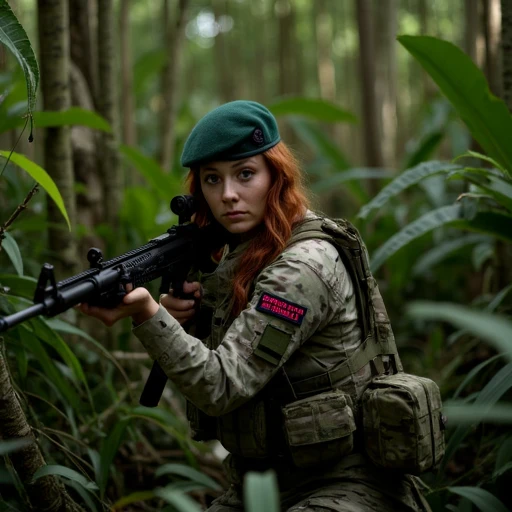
top-left (0, 2), bottom-right (511, 511)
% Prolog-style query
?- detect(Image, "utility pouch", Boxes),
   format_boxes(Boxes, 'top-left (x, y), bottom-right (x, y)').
top-left (217, 397), bottom-right (272, 458)
top-left (362, 373), bottom-right (445, 474)
top-left (186, 401), bottom-right (217, 442)
top-left (282, 390), bottom-right (356, 469)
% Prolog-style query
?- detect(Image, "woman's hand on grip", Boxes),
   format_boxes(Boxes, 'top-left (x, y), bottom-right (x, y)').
top-left (160, 281), bottom-right (201, 325)
top-left (78, 286), bottom-right (159, 327)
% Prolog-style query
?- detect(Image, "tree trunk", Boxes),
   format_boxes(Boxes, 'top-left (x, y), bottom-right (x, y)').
top-left (315, 0), bottom-right (336, 102)
top-left (0, 341), bottom-right (84, 512)
top-left (213, 0), bottom-right (235, 103)
top-left (119, 0), bottom-right (137, 150)
top-left (355, 0), bottom-right (384, 192)
top-left (276, 0), bottom-right (297, 143)
top-left (159, 0), bottom-right (189, 173)
top-left (484, 0), bottom-right (502, 96)
top-left (69, 0), bottom-right (98, 105)
top-left (375, 0), bottom-right (398, 169)
top-left (97, 0), bottom-right (121, 227)
top-left (37, 0), bottom-right (78, 278)
top-left (502, 0), bottom-right (512, 108)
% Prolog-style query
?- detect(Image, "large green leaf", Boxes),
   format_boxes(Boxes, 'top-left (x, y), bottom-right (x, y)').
top-left (244, 471), bottom-right (280, 512)
top-left (155, 463), bottom-right (221, 490)
top-left (311, 168), bottom-right (394, 194)
top-left (0, 274), bottom-right (36, 299)
top-left (407, 301), bottom-right (512, 360)
top-left (0, 232), bottom-right (23, 276)
top-left (442, 402), bottom-right (512, 425)
top-left (32, 465), bottom-right (98, 492)
top-left (0, 151), bottom-right (70, 229)
top-left (398, 36), bottom-right (512, 176)
top-left (412, 234), bottom-right (490, 276)
top-left (0, 0), bottom-right (39, 113)
top-left (289, 118), bottom-right (351, 172)
top-left (269, 97), bottom-right (357, 123)
top-left (447, 487), bottom-right (509, 512)
top-left (457, 210), bottom-right (512, 243)
top-left (453, 170), bottom-right (512, 212)
top-left (154, 487), bottom-right (201, 512)
top-left (439, 363), bottom-right (512, 474)
top-left (357, 161), bottom-right (461, 220)
top-left (98, 418), bottom-right (130, 497)
top-left (0, 107), bottom-right (112, 134)
top-left (370, 204), bottom-right (463, 272)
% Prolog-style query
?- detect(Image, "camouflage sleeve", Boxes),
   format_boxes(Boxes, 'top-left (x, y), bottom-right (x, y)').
top-left (133, 239), bottom-right (351, 416)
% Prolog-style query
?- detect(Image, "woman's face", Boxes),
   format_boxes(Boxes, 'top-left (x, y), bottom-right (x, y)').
top-left (199, 154), bottom-right (272, 235)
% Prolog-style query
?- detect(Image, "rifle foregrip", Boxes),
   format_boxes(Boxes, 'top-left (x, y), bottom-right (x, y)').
top-left (139, 361), bottom-right (168, 407)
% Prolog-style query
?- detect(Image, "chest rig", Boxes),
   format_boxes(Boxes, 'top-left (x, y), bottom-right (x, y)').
top-left (186, 215), bottom-right (403, 457)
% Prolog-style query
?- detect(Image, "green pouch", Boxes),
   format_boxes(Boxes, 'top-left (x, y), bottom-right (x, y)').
top-left (282, 390), bottom-right (356, 469)
top-left (362, 373), bottom-right (445, 474)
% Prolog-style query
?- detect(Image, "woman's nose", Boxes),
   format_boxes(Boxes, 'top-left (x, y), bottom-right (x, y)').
top-left (221, 181), bottom-right (238, 201)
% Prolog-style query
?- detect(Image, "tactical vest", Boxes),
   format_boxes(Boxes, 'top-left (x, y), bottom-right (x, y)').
top-left (187, 215), bottom-right (402, 451)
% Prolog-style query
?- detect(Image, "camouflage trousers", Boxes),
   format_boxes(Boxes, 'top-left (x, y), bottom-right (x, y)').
top-left (206, 453), bottom-right (431, 512)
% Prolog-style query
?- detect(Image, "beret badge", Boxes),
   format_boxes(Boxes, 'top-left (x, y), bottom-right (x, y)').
top-left (252, 128), bottom-right (265, 145)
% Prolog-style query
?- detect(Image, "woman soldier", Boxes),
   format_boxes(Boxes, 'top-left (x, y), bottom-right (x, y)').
top-left (80, 101), bottom-right (431, 511)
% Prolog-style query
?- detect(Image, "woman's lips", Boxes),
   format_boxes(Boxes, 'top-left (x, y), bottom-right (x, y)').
top-left (225, 211), bottom-right (246, 218)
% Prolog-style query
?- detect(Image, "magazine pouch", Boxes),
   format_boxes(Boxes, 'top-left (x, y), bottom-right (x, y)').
top-left (362, 373), bottom-right (445, 474)
top-left (282, 390), bottom-right (356, 469)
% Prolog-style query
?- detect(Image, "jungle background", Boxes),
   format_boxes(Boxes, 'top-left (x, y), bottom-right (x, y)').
top-left (0, 0), bottom-right (512, 511)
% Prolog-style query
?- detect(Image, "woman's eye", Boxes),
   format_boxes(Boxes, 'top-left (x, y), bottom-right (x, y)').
top-left (204, 174), bottom-right (219, 184)
top-left (239, 169), bottom-right (254, 180)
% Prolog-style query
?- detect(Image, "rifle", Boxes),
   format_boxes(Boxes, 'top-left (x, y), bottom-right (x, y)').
top-left (0, 195), bottom-right (224, 407)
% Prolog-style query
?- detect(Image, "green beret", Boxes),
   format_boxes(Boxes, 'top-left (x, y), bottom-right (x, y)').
top-left (181, 100), bottom-right (280, 167)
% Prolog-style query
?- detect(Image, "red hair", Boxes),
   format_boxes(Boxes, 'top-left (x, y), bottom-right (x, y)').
top-left (186, 141), bottom-right (310, 315)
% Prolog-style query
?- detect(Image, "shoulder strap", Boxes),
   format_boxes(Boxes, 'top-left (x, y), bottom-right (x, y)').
top-left (285, 215), bottom-right (402, 396)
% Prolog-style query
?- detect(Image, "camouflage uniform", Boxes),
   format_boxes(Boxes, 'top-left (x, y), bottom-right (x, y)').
top-left (133, 211), bottom-right (431, 512)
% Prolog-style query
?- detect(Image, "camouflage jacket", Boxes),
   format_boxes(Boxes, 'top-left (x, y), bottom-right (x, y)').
top-left (132, 211), bottom-right (374, 416)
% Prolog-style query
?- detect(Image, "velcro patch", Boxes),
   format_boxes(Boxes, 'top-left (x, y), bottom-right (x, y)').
top-left (256, 292), bottom-right (307, 326)
top-left (254, 325), bottom-right (291, 366)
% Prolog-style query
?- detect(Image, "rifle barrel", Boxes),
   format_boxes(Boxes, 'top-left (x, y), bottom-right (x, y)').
top-left (0, 303), bottom-right (46, 333)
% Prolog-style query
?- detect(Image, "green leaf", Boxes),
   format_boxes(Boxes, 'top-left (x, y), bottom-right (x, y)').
top-left (407, 302), bottom-right (512, 360)
top-left (403, 130), bottom-right (445, 170)
top-left (119, 145), bottom-right (182, 200)
top-left (311, 168), bottom-right (394, 194)
top-left (357, 161), bottom-right (461, 220)
top-left (457, 171), bottom-right (512, 212)
top-left (487, 284), bottom-right (512, 312)
top-left (1, 232), bottom-right (23, 276)
top-left (154, 487), bottom-right (201, 512)
top-left (289, 118), bottom-right (351, 172)
top-left (0, 0), bottom-right (39, 113)
top-left (454, 150), bottom-right (507, 175)
top-left (155, 463), bottom-right (221, 491)
top-left (439, 363), bottom-right (512, 476)
top-left (98, 418), bottom-right (130, 497)
top-left (370, 204), bottom-right (463, 272)
top-left (458, 210), bottom-right (512, 243)
top-left (0, 438), bottom-right (32, 455)
top-left (452, 354), bottom-right (503, 399)
top-left (398, 36), bottom-right (512, 177)
top-left (244, 471), bottom-right (280, 512)
top-left (412, 234), bottom-right (490, 276)
top-left (269, 97), bottom-right (357, 123)
top-left (496, 437), bottom-right (512, 472)
top-left (29, 316), bottom-right (88, 390)
top-left (129, 406), bottom-right (185, 433)
top-left (442, 402), bottom-right (512, 425)
top-left (1, 107), bottom-right (112, 134)
top-left (447, 487), bottom-right (509, 512)
top-left (0, 151), bottom-right (70, 229)
top-left (17, 325), bottom-right (83, 410)
top-left (32, 465), bottom-right (98, 492)
top-left (111, 491), bottom-right (156, 510)
top-left (0, 274), bottom-right (36, 299)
